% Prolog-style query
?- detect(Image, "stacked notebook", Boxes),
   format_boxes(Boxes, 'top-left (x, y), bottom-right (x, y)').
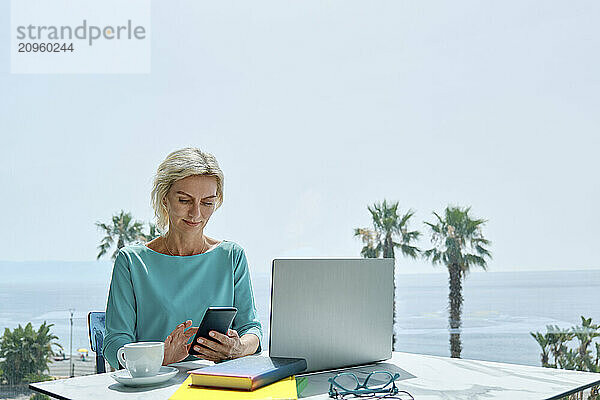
top-left (169, 356), bottom-right (307, 400)
top-left (169, 376), bottom-right (298, 400)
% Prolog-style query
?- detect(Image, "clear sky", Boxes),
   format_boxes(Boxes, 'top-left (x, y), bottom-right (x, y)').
top-left (1, 1), bottom-right (599, 275)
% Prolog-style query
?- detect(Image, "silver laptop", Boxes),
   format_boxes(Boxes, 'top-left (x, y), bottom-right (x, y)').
top-left (268, 258), bottom-right (394, 373)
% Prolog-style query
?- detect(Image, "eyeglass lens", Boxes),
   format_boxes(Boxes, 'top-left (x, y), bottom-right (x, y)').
top-left (363, 372), bottom-right (394, 389)
top-left (332, 373), bottom-right (361, 390)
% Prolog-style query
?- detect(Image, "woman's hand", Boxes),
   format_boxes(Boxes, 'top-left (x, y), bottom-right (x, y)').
top-left (191, 329), bottom-right (253, 362)
top-left (163, 320), bottom-right (197, 365)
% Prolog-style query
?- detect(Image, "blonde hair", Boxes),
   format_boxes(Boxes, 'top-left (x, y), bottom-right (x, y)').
top-left (151, 148), bottom-right (224, 232)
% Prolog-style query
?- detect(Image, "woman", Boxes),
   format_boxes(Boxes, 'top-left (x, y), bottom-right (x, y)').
top-left (103, 148), bottom-right (262, 369)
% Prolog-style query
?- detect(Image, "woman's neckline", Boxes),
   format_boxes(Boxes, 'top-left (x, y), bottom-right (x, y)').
top-left (142, 240), bottom-right (226, 258)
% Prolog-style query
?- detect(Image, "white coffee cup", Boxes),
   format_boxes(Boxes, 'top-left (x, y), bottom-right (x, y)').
top-left (117, 342), bottom-right (164, 378)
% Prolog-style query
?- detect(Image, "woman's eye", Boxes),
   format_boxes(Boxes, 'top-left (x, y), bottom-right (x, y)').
top-left (179, 199), bottom-right (190, 203)
top-left (202, 202), bottom-right (214, 207)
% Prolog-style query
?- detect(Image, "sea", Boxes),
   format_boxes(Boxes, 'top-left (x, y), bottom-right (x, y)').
top-left (1, 261), bottom-right (599, 368)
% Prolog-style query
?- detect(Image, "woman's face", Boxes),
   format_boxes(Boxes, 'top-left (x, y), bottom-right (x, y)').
top-left (164, 175), bottom-right (218, 233)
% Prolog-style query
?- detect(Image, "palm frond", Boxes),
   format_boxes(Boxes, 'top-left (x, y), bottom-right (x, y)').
top-left (474, 244), bottom-right (492, 258)
top-left (399, 243), bottom-right (420, 259)
top-left (464, 253), bottom-right (488, 270)
top-left (397, 209), bottom-right (415, 231)
top-left (402, 229), bottom-right (421, 243)
top-left (424, 205), bottom-right (491, 275)
top-left (472, 237), bottom-right (491, 246)
top-left (96, 210), bottom-right (150, 260)
top-left (359, 200), bottom-right (421, 263)
top-left (95, 222), bottom-right (112, 233)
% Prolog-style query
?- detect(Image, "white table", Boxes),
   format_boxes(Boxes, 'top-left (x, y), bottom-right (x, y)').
top-left (30, 352), bottom-right (600, 399)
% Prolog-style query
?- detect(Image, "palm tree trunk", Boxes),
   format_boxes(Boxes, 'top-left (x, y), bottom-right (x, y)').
top-left (448, 262), bottom-right (463, 358)
top-left (383, 235), bottom-right (394, 258)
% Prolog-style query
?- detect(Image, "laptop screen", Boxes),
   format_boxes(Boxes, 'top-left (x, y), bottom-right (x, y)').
top-left (268, 258), bottom-right (394, 373)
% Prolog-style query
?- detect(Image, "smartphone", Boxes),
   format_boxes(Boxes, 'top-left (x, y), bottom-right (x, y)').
top-left (188, 307), bottom-right (237, 356)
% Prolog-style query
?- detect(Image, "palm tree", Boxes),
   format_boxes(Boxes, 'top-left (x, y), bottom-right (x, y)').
top-left (572, 317), bottom-right (600, 371)
top-left (354, 200), bottom-right (421, 350)
top-left (545, 325), bottom-right (574, 369)
top-left (531, 331), bottom-right (551, 367)
top-left (423, 205), bottom-right (491, 358)
top-left (96, 210), bottom-right (147, 260)
top-left (0, 322), bottom-right (61, 385)
top-left (30, 321), bottom-right (62, 377)
top-left (140, 222), bottom-right (161, 242)
top-left (354, 228), bottom-right (380, 258)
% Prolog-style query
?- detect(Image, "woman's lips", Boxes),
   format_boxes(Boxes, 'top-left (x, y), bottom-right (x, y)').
top-left (184, 220), bottom-right (201, 226)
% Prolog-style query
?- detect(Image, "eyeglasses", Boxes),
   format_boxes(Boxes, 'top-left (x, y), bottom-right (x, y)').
top-left (328, 371), bottom-right (414, 399)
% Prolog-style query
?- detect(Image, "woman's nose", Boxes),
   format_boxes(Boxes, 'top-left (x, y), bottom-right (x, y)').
top-left (189, 202), bottom-right (202, 218)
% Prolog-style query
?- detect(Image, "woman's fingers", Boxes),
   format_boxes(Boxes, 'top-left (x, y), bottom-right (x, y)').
top-left (227, 329), bottom-right (239, 339)
top-left (207, 330), bottom-right (232, 346)
top-left (171, 326), bottom-right (182, 343)
top-left (197, 337), bottom-right (227, 354)
top-left (172, 320), bottom-right (192, 338)
top-left (192, 344), bottom-right (222, 361)
top-left (169, 323), bottom-right (183, 337)
top-left (184, 327), bottom-right (198, 339)
top-left (166, 321), bottom-right (195, 354)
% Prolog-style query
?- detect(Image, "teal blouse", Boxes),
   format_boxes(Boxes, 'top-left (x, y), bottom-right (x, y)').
top-left (102, 240), bottom-right (262, 369)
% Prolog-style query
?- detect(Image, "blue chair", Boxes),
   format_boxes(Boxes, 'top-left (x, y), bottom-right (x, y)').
top-left (87, 311), bottom-right (106, 373)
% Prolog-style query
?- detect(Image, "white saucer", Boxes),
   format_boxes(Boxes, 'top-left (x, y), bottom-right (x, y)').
top-left (110, 366), bottom-right (178, 387)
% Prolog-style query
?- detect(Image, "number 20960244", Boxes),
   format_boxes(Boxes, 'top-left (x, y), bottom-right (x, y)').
top-left (18, 43), bottom-right (74, 52)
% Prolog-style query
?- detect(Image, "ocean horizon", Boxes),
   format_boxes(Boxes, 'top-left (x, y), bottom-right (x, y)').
top-left (2, 262), bottom-right (600, 368)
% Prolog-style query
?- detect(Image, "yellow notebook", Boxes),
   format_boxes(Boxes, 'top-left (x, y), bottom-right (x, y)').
top-left (169, 375), bottom-right (298, 400)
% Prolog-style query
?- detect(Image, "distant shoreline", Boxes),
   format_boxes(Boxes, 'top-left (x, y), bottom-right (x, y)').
top-left (47, 355), bottom-right (99, 378)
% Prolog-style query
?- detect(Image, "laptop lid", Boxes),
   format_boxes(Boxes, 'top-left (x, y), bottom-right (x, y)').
top-left (268, 258), bottom-right (394, 373)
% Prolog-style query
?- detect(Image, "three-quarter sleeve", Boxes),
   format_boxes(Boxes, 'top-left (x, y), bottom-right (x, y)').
top-left (231, 247), bottom-right (263, 353)
top-left (102, 250), bottom-right (137, 369)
